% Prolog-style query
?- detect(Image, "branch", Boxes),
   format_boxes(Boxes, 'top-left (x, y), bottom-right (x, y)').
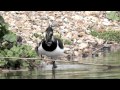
top-left (0, 57), bottom-right (120, 68)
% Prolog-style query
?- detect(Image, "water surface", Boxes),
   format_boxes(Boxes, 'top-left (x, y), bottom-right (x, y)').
top-left (0, 50), bottom-right (120, 79)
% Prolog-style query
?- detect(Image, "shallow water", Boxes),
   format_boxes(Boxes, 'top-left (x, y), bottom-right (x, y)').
top-left (0, 50), bottom-right (120, 79)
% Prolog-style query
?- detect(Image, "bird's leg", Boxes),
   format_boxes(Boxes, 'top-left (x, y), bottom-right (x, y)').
top-left (51, 57), bottom-right (57, 69)
top-left (52, 61), bottom-right (57, 69)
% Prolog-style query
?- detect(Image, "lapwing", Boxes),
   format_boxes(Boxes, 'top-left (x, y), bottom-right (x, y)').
top-left (35, 25), bottom-right (64, 69)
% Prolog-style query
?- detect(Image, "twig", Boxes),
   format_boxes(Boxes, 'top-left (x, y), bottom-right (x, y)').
top-left (0, 57), bottom-right (120, 68)
top-left (92, 41), bottom-right (108, 54)
top-left (92, 45), bottom-right (104, 54)
top-left (0, 57), bottom-right (41, 60)
top-left (0, 57), bottom-right (69, 62)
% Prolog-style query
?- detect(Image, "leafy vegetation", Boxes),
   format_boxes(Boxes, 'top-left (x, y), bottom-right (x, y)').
top-left (54, 33), bottom-right (72, 45)
top-left (90, 30), bottom-right (120, 43)
top-left (106, 11), bottom-right (120, 21)
top-left (33, 33), bottom-right (44, 39)
top-left (63, 39), bottom-right (72, 45)
top-left (0, 15), bottom-right (38, 70)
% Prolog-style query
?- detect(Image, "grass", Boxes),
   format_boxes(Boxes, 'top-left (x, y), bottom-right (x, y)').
top-left (90, 30), bottom-right (120, 43)
top-left (63, 39), bottom-right (72, 45)
top-left (106, 11), bottom-right (120, 21)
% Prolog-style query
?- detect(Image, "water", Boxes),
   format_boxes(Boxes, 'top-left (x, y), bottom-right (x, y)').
top-left (0, 50), bottom-right (120, 79)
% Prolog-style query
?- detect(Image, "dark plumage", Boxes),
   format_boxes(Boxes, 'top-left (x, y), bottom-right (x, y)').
top-left (35, 25), bottom-right (64, 69)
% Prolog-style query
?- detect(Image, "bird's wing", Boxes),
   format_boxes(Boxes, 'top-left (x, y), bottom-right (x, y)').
top-left (57, 38), bottom-right (64, 49)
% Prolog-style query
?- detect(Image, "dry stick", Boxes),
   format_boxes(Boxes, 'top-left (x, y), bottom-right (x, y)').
top-left (0, 57), bottom-right (68, 62)
top-left (92, 45), bottom-right (104, 54)
top-left (0, 57), bottom-right (120, 68)
top-left (0, 57), bottom-right (41, 60)
top-left (92, 41), bottom-right (109, 54)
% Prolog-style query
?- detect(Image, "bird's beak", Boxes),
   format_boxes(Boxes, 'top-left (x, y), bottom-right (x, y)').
top-left (46, 33), bottom-right (50, 42)
top-left (46, 42), bottom-right (52, 46)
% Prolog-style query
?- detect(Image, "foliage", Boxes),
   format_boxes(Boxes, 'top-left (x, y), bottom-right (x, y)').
top-left (0, 15), bottom-right (38, 70)
top-left (0, 16), bottom-right (9, 39)
top-left (3, 33), bottom-right (17, 43)
top-left (106, 11), bottom-right (120, 21)
top-left (33, 33), bottom-right (44, 39)
top-left (90, 30), bottom-right (120, 43)
top-left (63, 39), bottom-right (72, 45)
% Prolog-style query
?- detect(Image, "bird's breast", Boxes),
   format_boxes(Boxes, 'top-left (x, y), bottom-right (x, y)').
top-left (38, 41), bottom-right (64, 57)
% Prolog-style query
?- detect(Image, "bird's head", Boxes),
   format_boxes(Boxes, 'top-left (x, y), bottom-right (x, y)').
top-left (45, 25), bottom-right (54, 46)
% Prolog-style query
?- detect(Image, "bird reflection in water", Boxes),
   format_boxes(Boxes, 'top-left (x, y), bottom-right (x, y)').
top-left (52, 68), bottom-right (56, 79)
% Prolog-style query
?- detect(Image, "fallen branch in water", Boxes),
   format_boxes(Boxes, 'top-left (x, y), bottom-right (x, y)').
top-left (0, 57), bottom-right (120, 69)
top-left (0, 57), bottom-right (41, 60)
top-left (1, 69), bottom-right (29, 73)
top-left (0, 56), bottom-right (71, 62)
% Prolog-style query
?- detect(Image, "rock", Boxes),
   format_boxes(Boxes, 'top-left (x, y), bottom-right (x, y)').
top-left (77, 39), bottom-right (83, 44)
top-left (83, 48), bottom-right (92, 54)
top-left (72, 34), bottom-right (78, 39)
top-left (85, 11), bottom-right (100, 16)
top-left (40, 16), bottom-right (48, 20)
top-left (95, 38), bottom-right (104, 45)
top-left (102, 19), bottom-right (112, 26)
top-left (85, 29), bottom-right (91, 34)
top-left (51, 21), bottom-right (59, 27)
top-left (97, 29), bottom-right (105, 33)
top-left (64, 47), bottom-right (73, 54)
top-left (82, 53), bottom-right (89, 58)
top-left (84, 11), bottom-right (93, 15)
top-left (66, 32), bottom-right (72, 39)
top-left (72, 15), bottom-right (83, 20)
top-left (64, 47), bottom-right (70, 51)
top-left (48, 16), bottom-right (55, 20)
top-left (83, 48), bottom-right (89, 53)
top-left (63, 18), bottom-right (69, 23)
top-left (78, 32), bottom-right (86, 37)
top-left (66, 54), bottom-right (74, 61)
top-left (73, 39), bottom-right (77, 44)
top-left (74, 51), bottom-right (79, 56)
top-left (73, 58), bottom-right (79, 61)
top-left (79, 43), bottom-right (89, 50)
top-left (27, 41), bottom-right (33, 45)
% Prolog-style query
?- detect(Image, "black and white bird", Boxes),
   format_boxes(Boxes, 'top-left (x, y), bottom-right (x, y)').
top-left (35, 25), bottom-right (64, 69)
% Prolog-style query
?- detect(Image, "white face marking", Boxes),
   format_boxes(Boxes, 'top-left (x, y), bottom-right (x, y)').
top-left (51, 36), bottom-right (54, 41)
top-left (43, 32), bottom-right (46, 39)
top-left (38, 41), bottom-right (64, 58)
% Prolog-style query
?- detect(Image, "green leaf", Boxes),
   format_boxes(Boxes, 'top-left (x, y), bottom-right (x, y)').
top-left (3, 33), bottom-right (17, 42)
top-left (0, 16), bottom-right (5, 24)
top-left (4, 22), bottom-right (9, 30)
top-left (106, 11), bottom-right (120, 21)
top-left (6, 50), bottom-right (13, 57)
top-left (0, 53), bottom-right (4, 57)
top-left (10, 46), bottom-right (19, 52)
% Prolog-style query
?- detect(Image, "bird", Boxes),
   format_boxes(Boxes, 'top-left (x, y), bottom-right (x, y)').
top-left (35, 25), bottom-right (64, 69)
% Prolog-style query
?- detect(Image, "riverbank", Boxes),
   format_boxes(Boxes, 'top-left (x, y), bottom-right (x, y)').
top-left (0, 11), bottom-right (120, 60)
